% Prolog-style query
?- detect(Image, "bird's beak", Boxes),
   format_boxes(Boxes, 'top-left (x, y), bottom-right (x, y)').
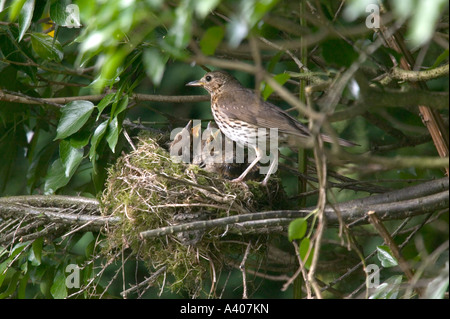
top-left (186, 79), bottom-right (203, 87)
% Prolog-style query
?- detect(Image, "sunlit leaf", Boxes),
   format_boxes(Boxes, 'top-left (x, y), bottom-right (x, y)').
top-left (391, 0), bottom-right (415, 19)
top-left (50, 0), bottom-right (75, 27)
top-left (227, 0), bottom-right (279, 47)
top-left (408, 0), bottom-right (447, 47)
top-left (376, 245), bottom-right (398, 268)
top-left (227, 16), bottom-right (249, 48)
top-left (9, 0), bottom-right (27, 22)
top-left (168, 0), bottom-right (192, 48)
top-left (369, 275), bottom-right (403, 299)
top-left (194, 0), bottom-right (220, 18)
top-left (18, 0), bottom-right (35, 42)
top-left (94, 49), bottom-right (126, 92)
top-left (143, 49), bottom-right (168, 85)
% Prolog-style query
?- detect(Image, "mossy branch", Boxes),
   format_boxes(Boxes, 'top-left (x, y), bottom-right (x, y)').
top-left (0, 195), bottom-right (117, 230)
top-left (390, 63), bottom-right (449, 82)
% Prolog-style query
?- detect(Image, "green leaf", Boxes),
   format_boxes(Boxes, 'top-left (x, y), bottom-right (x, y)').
top-left (194, 0), bottom-right (220, 18)
top-left (200, 26), bottom-right (224, 56)
top-left (106, 116), bottom-right (120, 153)
top-left (227, 15), bottom-right (249, 48)
top-left (30, 33), bottom-right (64, 62)
top-left (0, 271), bottom-right (20, 299)
top-left (50, 270), bottom-right (67, 299)
top-left (111, 95), bottom-right (128, 117)
top-left (227, 0), bottom-right (279, 47)
top-left (29, 237), bottom-right (43, 266)
top-left (55, 100), bottom-right (95, 140)
top-left (89, 120), bottom-right (108, 161)
top-left (9, 0), bottom-right (27, 22)
top-left (69, 127), bottom-right (92, 149)
top-left (93, 50), bottom-right (126, 92)
top-left (262, 73), bottom-right (290, 100)
top-left (424, 262), bottom-right (449, 299)
top-left (49, 0), bottom-right (72, 26)
top-left (18, 0), bottom-right (35, 42)
top-left (299, 237), bottom-right (314, 269)
top-left (431, 49), bottom-right (449, 69)
top-left (9, 242), bottom-right (31, 259)
top-left (44, 158), bottom-right (70, 194)
top-left (288, 218), bottom-right (307, 241)
top-left (96, 92), bottom-right (115, 120)
top-left (168, 0), bottom-right (193, 48)
top-left (85, 237), bottom-right (95, 258)
top-left (59, 139), bottom-right (83, 178)
top-left (376, 245), bottom-right (398, 268)
top-left (18, 272), bottom-right (30, 299)
top-left (250, 0), bottom-right (279, 26)
top-left (369, 275), bottom-right (403, 299)
top-left (267, 51), bottom-right (284, 73)
top-left (143, 48), bottom-right (168, 85)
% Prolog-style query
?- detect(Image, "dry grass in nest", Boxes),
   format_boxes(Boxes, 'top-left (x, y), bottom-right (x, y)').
top-left (100, 131), bottom-right (286, 296)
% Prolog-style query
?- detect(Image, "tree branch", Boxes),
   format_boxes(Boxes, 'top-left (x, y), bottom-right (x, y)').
top-left (329, 152), bottom-right (449, 172)
top-left (0, 89), bottom-right (209, 107)
top-left (1, 179), bottom-right (447, 239)
top-left (140, 178), bottom-right (449, 238)
top-left (330, 87), bottom-right (449, 123)
top-left (390, 63), bottom-right (449, 82)
top-left (0, 195), bottom-right (117, 231)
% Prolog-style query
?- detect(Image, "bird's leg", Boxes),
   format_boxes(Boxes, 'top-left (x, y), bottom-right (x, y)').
top-left (261, 152), bottom-right (278, 186)
top-left (231, 147), bottom-right (262, 183)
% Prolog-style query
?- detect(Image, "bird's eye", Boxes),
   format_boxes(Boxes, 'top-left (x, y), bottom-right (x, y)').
top-left (205, 75), bottom-right (212, 82)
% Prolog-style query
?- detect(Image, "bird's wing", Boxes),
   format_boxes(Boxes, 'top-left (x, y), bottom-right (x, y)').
top-left (217, 88), bottom-right (311, 138)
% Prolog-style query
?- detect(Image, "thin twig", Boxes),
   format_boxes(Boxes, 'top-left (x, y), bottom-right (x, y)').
top-left (239, 243), bottom-right (252, 299)
top-left (367, 210), bottom-right (421, 297)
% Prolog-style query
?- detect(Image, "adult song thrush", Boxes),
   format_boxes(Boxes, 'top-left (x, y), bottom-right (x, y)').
top-left (186, 70), bottom-right (355, 185)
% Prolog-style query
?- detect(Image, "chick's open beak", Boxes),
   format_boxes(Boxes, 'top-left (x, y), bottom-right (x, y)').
top-left (186, 79), bottom-right (203, 87)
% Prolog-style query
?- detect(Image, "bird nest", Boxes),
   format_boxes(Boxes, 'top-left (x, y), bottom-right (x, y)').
top-left (100, 130), bottom-right (287, 296)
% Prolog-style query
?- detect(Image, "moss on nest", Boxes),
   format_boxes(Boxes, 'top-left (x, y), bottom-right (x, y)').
top-left (100, 130), bottom-right (286, 295)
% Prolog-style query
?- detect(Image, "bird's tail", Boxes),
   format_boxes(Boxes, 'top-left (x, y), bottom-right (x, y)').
top-left (321, 134), bottom-right (358, 147)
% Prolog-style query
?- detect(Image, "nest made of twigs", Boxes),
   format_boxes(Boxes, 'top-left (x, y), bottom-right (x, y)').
top-left (100, 131), bottom-right (287, 295)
